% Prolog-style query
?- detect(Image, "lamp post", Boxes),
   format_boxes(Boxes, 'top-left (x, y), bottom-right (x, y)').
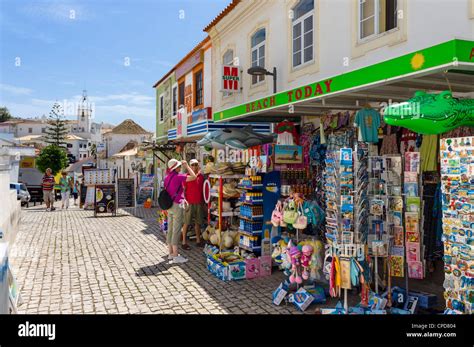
top-left (247, 66), bottom-right (277, 94)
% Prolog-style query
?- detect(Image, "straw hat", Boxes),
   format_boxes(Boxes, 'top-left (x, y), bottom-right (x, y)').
top-left (168, 159), bottom-right (182, 171)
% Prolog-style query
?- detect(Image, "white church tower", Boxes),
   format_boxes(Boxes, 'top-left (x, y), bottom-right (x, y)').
top-left (77, 90), bottom-right (92, 133)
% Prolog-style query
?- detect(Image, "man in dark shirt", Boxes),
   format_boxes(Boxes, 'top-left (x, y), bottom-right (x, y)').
top-left (42, 168), bottom-right (56, 211)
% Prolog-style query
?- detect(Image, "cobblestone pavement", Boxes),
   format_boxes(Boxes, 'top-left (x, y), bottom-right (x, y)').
top-left (9, 204), bottom-right (304, 314)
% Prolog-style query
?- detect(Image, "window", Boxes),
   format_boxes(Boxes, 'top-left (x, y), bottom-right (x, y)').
top-left (159, 95), bottom-right (164, 123)
top-left (41, 128), bottom-right (46, 133)
top-left (251, 29), bottom-right (266, 85)
top-left (292, 0), bottom-right (314, 68)
top-left (194, 70), bottom-right (203, 106)
top-left (172, 86), bottom-right (178, 118)
top-left (28, 128), bottom-right (32, 134)
top-left (359, 0), bottom-right (397, 40)
top-left (223, 49), bottom-right (234, 97)
top-left (178, 81), bottom-right (185, 109)
top-left (67, 143), bottom-right (73, 148)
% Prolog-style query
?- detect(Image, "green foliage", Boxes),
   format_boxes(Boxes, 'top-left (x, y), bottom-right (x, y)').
top-left (90, 143), bottom-right (97, 159)
top-left (36, 145), bottom-right (69, 176)
top-left (45, 102), bottom-right (68, 147)
top-left (0, 107), bottom-right (12, 122)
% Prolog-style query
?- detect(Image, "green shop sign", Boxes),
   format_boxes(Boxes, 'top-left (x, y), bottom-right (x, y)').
top-left (213, 39), bottom-right (474, 122)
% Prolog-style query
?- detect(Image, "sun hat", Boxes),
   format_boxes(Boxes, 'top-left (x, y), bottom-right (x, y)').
top-left (168, 158), bottom-right (182, 171)
top-left (190, 159), bottom-right (199, 165)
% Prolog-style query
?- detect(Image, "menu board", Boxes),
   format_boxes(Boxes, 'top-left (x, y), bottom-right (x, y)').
top-left (117, 178), bottom-right (135, 208)
top-left (84, 169), bottom-right (113, 185)
top-left (137, 186), bottom-right (154, 205)
top-left (95, 185), bottom-right (116, 215)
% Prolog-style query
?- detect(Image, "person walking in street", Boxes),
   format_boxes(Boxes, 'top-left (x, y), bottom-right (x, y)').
top-left (163, 159), bottom-right (196, 264)
top-left (42, 168), bottom-right (56, 211)
top-left (59, 171), bottom-right (73, 209)
top-left (72, 180), bottom-right (79, 206)
top-left (182, 159), bottom-right (205, 250)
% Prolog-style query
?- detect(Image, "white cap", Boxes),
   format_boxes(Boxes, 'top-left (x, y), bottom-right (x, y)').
top-left (168, 159), bottom-right (182, 171)
top-left (189, 159), bottom-right (199, 165)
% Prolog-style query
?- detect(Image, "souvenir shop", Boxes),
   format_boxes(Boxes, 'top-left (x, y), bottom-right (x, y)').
top-left (196, 89), bottom-right (473, 315)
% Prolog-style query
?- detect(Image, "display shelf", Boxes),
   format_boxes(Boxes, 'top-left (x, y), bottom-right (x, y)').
top-left (238, 229), bottom-right (263, 236)
top-left (212, 211), bottom-right (239, 217)
top-left (239, 200), bottom-right (263, 205)
top-left (209, 174), bottom-right (244, 179)
top-left (238, 184), bottom-right (263, 190)
top-left (238, 244), bottom-right (261, 252)
top-left (239, 215), bottom-right (263, 221)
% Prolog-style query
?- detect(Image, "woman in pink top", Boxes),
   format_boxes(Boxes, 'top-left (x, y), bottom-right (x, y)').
top-left (163, 159), bottom-right (196, 264)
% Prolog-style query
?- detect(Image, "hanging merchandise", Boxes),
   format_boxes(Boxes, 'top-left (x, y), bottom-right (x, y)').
top-left (383, 91), bottom-right (474, 135)
top-left (400, 128), bottom-right (418, 154)
top-left (380, 125), bottom-right (399, 155)
top-left (275, 120), bottom-right (299, 145)
top-left (419, 134), bottom-right (439, 172)
top-left (439, 136), bottom-right (473, 314)
top-left (354, 108), bottom-right (381, 143)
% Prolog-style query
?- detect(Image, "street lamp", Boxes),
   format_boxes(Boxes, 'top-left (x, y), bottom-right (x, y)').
top-left (247, 66), bottom-right (277, 94)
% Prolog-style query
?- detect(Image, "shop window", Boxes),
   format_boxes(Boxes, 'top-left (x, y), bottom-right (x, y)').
top-left (178, 81), bottom-right (185, 109)
top-left (359, 0), bottom-right (398, 41)
top-left (172, 85), bottom-right (178, 118)
top-left (159, 95), bottom-right (164, 123)
top-left (251, 28), bottom-right (266, 85)
top-left (194, 70), bottom-right (203, 107)
top-left (292, 0), bottom-right (314, 68)
top-left (223, 49), bottom-right (234, 97)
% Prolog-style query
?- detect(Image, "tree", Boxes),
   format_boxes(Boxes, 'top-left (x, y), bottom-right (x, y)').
top-left (45, 102), bottom-right (68, 147)
top-left (0, 107), bottom-right (12, 122)
top-left (35, 145), bottom-right (69, 175)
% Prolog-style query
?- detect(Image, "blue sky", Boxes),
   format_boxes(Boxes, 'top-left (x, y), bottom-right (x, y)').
top-left (0, 0), bottom-right (230, 132)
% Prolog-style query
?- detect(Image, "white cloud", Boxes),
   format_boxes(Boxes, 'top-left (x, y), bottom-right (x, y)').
top-left (0, 84), bottom-right (33, 96)
top-left (87, 93), bottom-right (154, 106)
top-left (19, 1), bottom-right (92, 23)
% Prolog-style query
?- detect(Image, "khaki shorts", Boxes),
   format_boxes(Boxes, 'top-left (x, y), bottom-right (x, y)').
top-left (167, 203), bottom-right (184, 246)
top-left (43, 190), bottom-right (54, 205)
top-left (184, 203), bottom-right (204, 225)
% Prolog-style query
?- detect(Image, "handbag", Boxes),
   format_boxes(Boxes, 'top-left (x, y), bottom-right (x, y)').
top-left (158, 173), bottom-right (182, 210)
top-left (293, 202), bottom-right (308, 229)
top-left (283, 200), bottom-right (299, 225)
top-left (271, 200), bottom-right (283, 227)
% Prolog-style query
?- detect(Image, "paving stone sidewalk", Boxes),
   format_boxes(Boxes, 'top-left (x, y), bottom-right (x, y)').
top-left (9, 204), bottom-right (303, 314)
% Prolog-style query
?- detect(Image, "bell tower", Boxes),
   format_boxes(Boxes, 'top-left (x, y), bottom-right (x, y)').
top-left (77, 90), bottom-right (92, 133)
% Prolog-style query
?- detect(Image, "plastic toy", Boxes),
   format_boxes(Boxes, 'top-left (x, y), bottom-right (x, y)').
top-left (301, 244), bottom-right (313, 280)
top-left (383, 91), bottom-right (474, 135)
top-left (288, 244), bottom-right (303, 284)
top-left (197, 125), bottom-right (276, 150)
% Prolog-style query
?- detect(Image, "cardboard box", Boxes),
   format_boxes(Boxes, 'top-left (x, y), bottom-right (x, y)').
top-left (290, 288), bottom-right (314, 312)
top-left (245, 258), bottom-right (260, 279)
top-left (259, 256), bottom-right (272, 277)
top-left (272, 283), bottom-right (289, 306)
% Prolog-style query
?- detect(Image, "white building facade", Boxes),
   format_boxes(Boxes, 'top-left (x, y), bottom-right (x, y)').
top-left (206, 0), bottom-right (474, 122)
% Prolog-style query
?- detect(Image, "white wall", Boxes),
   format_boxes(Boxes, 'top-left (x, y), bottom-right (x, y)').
top-left (204, 46), bottom-right (212, 109)
top-left (105, 133), bottom-right (152, 157)
top-left (211, 0), bottom-right (474, 112)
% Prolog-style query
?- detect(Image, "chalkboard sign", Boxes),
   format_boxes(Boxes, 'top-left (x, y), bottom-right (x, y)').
top-left (137, 186), bottom-right (154, 205)
top-left (117, 178), bottom-right (135, 208)
top-left (80, 184), bottom-right (87, 207)
top-left (94, 184), bottom-right (116, 216)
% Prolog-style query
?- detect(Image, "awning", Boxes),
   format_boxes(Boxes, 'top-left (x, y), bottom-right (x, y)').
top-left (213, 39), bottom-right (474, 123)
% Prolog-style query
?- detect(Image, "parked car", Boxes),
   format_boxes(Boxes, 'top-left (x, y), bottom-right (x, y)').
top-left (10, 182), bottom-right (31, 207)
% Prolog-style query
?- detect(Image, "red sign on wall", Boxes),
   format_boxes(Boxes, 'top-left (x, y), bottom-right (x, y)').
top-left (221, 65), bottom-right (240, 92)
